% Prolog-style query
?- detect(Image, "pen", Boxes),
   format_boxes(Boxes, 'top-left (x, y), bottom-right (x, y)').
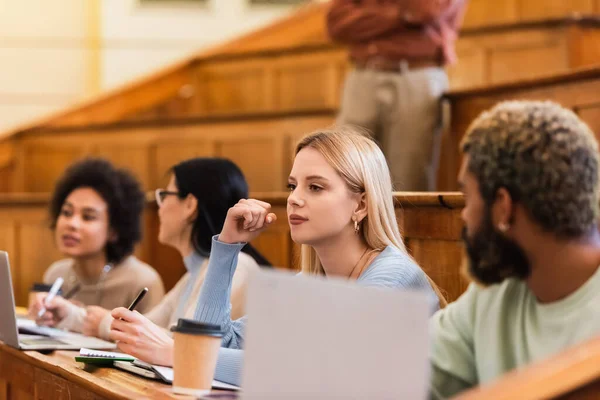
top-left (37, 277), bottom-right (64, 318)
top-left (127, 287), bottom-right (148, 312)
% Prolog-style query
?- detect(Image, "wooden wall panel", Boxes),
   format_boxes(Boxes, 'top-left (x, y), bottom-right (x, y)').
top-left (400, 206), bottom-right (465, 303)
top-left (568, 27), bottom-right (600, 68)
top-left (13, 113), bottom-right (334, 195)
top-left (487, 30), bottom-right (568, 84)
top-left (519, 0), bottom-right (595, 20)
top-left (407, 239), bottom-right (467, 304)
top-left (273, 52), bottom-right (345, 111)
top-left (5, 1), bottom-right (600, 132)
top-left (22, 145), bottom-right (89, 192)
top-left (219, 136), bottom-right (286, 192)
top-left (115, 23), bottom-right (600, 121)
top-left (151, 140), bottom-right (216, 188)
top-left (442, 69), bottom-right (600, 191)
top-left (448, 46), bottom-right (487, 90)
top-left (0, 347), bottom-right (35, 399)
top-left (197, 61), bottom-right (269, 115)
top-left (93, 144), bottom-right (151, 190)
top-left (576, 104), bottom-right (600, 137)
top-left (462, 0), bottom-right (519, 28)
top-left (18, 221), bottom-right (62, 307)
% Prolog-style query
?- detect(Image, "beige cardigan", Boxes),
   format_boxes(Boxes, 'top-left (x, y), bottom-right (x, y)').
top-left (44, 256), bottom-right (164, 332)
top-left (95, 250), bottom-right (259, 340)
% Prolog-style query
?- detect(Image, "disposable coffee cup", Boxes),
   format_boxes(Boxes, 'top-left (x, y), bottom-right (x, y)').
top-left (171, 319), bottom-right (224, 396)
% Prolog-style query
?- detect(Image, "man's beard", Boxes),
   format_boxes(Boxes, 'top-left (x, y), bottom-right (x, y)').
top-left (462, 210), bottom-right (531, 285)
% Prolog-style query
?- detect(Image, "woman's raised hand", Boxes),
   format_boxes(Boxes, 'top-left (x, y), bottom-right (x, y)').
top-left (218, 199), bottom-right (277, 244)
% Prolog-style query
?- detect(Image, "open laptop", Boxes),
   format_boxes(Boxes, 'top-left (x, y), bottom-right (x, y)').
top-left (0, 251), bottom-right (116, 350)
top-left (241, 269), bottom-right (431, 399)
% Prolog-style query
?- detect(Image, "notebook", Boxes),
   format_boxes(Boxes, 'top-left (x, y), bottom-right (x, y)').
top-left (75, 348), bottom-right (136, 365)
top-left (76, 349), bottom-right (240, 391)
top-left (150, 364), bottom-right (239, 391)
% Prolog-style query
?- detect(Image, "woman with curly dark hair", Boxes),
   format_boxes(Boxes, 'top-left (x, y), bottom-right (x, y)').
top-left (28, 158), bottom-right (165, 332)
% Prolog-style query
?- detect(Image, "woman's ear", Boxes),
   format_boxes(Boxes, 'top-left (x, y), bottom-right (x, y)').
top-left (183, 193), bottom-right (198, 222)
top-left (354, 192), bottom-right (368, 223)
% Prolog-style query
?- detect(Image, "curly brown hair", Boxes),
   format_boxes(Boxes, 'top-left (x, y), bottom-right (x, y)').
top-left (461, 100), bottom-right (600, 238)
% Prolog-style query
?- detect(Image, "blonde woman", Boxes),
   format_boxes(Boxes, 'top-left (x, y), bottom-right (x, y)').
top-left (110, 127), bottom-right (443, 380)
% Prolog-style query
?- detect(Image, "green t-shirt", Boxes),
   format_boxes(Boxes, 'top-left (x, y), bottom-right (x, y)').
top-left (430, 267), bottom-right (600, 399)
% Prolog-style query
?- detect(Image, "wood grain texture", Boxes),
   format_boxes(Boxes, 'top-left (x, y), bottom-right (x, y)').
top-left (440, 66), bottom-right (600, 190)
top-left (0, 343), bottom-right (190, 400)
top-left (2, 3), bottom-right (600, 137)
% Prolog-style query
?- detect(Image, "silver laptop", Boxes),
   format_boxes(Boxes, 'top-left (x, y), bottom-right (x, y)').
top-left (0, 251), bottom-right (116, 350)
top-left (241, 269), bottom-right (431, 400)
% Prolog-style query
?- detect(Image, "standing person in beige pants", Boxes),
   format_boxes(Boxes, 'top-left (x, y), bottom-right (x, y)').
top-left (327, 0), bottom-right (468, 191)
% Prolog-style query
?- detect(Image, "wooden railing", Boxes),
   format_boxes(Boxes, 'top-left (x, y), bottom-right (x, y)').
top-left (455, 336), bottom-right (600, 399)
top-left (0, 4), bottom-right (598, 195)
top-left (23, 15), bottom-right (600, 131)
top-left (440, 65), bottom-right (600, 190)
top-left (0, 192), bottom-right (467, 307)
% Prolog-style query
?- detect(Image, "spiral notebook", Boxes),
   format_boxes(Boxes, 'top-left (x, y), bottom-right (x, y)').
top-left (75, 348), bottom-right (136, 365)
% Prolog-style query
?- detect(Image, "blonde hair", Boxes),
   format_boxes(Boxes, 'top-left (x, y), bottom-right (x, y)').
top-left (295, 126), bottom-right (447, 306)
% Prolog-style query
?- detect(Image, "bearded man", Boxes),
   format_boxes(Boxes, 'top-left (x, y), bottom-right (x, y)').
top-left (430, 101), bottom-right (600, 398)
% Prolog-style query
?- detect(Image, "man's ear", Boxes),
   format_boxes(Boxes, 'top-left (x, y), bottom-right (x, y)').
top-left (492, 187), bottom-right (514, 232)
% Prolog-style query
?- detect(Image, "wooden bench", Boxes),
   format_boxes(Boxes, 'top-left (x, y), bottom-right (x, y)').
top-left (2, 335), bottom-right (599, 399)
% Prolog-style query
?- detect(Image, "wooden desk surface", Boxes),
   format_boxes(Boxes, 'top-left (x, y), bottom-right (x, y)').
top-left (0, 341), bottom-right (198, 399)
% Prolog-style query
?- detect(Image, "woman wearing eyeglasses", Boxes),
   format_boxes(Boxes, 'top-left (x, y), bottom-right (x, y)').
top-left (29, 158), bottom-right (165, 332)
top-left (80, 157), bottom-right (268, 341)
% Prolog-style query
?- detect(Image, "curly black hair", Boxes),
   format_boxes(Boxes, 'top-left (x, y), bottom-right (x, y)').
top-left (49, 158), bottom-right (146, 264)
top-left (462, 101), bottom-right (600, 238)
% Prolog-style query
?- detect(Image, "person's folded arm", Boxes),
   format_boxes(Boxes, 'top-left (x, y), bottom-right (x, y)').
top-left (327, 0), bottom-right (404, 43)
top-left (403, 0), bottom-right (465, 25)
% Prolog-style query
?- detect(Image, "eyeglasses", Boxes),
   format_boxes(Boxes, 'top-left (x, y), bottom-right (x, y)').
top-left (155, 189), bottom-right (180, 207)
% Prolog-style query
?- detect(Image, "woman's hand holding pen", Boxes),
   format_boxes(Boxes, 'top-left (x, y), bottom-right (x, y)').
top-left (28, 293), bottom-right (73, 327)
top-left (109, 308), bottom-right (174, 367)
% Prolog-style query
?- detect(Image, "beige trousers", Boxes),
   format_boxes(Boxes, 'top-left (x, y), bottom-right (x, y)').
top-left (337, 66), bottom-right (448, 191)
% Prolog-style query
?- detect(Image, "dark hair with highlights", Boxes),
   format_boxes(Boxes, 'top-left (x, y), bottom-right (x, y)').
top-left (461, 100), bottom-right (600, 238)
top-left (171, 157), bottom-right (271, 266)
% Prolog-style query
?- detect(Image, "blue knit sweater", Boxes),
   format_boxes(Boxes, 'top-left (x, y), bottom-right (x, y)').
top-left (194, 236), bottom-right (439, 386)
